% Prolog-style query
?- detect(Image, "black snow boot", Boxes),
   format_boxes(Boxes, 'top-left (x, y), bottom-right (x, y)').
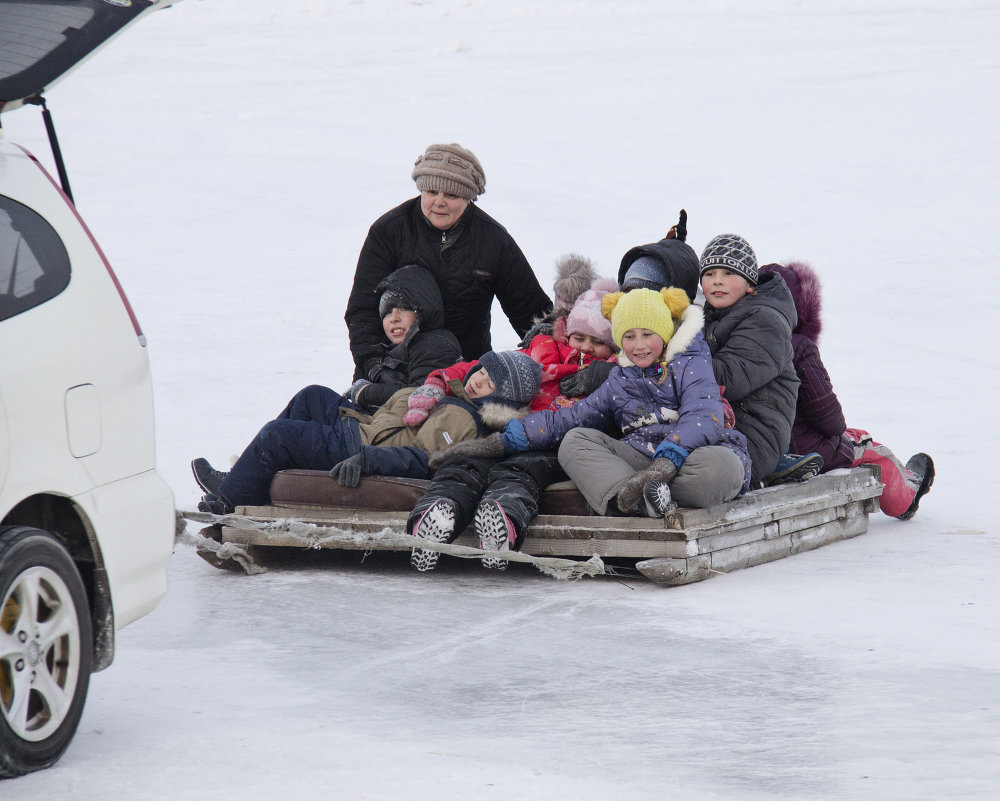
top-left (197, 493), bottom-right (234, 515)
top-left (763, 453), bottom-right (824, 487)
top-left (897, 453), bottom-right (935, 520)
top-left (192, 457), bottom-right (228, 496)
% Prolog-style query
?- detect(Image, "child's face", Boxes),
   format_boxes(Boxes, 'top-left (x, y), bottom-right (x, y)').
top-left (464, 367), bottom-right (497, 399)
top-left (568, 332), bottom-right (614, 360)
top-left (621, 328), bottom-right (665, 368)
top-left (382, 308), bottom-right (418, 344)
top-left (701, 268), bottom-right (753, 309)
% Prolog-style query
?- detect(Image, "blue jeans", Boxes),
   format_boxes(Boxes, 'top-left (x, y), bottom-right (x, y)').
top-left (219, 385), bottom-right (362, 506)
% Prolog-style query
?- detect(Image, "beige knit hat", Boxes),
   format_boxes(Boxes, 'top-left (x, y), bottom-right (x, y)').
top-left (411, 143), bottom-right (486, 200)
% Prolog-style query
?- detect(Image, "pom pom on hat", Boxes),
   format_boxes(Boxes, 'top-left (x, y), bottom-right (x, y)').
top-left (552, 253), bottom-right (598, 311)
top-left (566, 278), bottom-right (618, 345)
top-left (603, 287), bottom-right (691, 350)
top-left (699, 233), bottom-right (759, 285)
top-left (411, 143), bottom-right (486, 201)
top-left (475, 350), bottom-right (542, 406)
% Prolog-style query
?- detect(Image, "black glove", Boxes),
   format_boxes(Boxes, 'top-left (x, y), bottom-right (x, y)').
top-left (674, 209), bottom-right (687, 242)
top-left (362, 356), bottom-right (385, 383)
top-left (330, 453), bottom-right (364, 487)
top-left (517, 318), bottom-right (555, 348)
top-left (559, 360), bottom-right (615, 397)
top-left (428, 433), bottom-right (506, 470)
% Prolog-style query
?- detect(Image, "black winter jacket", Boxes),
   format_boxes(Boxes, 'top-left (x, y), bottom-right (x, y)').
top-left (702, 272), bottom-right (800, 483)
top-left (345, 198), bottom-right (551, 378)
top-left (618, 237), bottom-right (701, 302)
top-left (356, 265), bottom-right (463, 412)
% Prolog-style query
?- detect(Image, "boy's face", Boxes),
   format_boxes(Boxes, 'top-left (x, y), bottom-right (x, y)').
top-left (701, 268), bottom-right (753, 309)
top-left (464, 367), bottom-right (497, 399)
top-left (382, 308), bottom-right (418, 344)
top-left (621, 328), bottom-right (665, 368)
top-left (568, 332), bottom-right (614, 360)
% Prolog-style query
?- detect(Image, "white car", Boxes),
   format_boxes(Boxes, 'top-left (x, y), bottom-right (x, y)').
top-left (1, 0), bottom-right (177, 777)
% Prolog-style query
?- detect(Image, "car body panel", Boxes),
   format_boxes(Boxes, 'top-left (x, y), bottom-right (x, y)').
top-left (1, 139), bottom-right (174, 633)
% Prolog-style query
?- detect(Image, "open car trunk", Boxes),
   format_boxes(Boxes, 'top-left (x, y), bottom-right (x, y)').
top-left (0, 0), bottom-right (175, 113)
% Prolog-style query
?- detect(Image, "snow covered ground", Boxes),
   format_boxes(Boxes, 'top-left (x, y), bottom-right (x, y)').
top-left (3, 0), bottom-right (998, 798)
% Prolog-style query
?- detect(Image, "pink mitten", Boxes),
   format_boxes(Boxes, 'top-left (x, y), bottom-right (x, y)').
top-left (403, 384), bottom-right (444, 427)
top-left (719, 385), bottom-right (736, 429)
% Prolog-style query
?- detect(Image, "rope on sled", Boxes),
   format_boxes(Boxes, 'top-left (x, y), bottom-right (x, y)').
top-left (178, 510), bottom-right (605, 580)
top-left (176, 522), bottom-right (268, 575)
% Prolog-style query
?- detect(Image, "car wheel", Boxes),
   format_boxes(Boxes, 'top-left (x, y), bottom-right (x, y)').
top-left (0, 526), bottom-right (92, 778)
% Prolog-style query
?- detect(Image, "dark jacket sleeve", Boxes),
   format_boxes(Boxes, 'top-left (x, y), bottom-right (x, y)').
top-left (710, 307), bottom-right (790, 403)
top-left (360, 330), bottom-right (463, 410)
top-left (345, 221), bottom-right (401, 380)
top-left (359, 444), bottom-right (431, 479)
top-left (491, 235), bottom-right (552, 337)
top-left (793, 337), bottom-right (846, 437)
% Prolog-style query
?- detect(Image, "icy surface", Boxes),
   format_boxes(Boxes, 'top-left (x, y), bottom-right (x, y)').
top-left (2, 0), bottom-right (997, 798)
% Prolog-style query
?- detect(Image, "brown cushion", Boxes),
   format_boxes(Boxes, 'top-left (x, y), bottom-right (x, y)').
top-left (270, 470), bottom-right (429, 511)
top-left (537, 480), bottom-right (594, 516)
top-left (268, 470), bottom-right (592, 516)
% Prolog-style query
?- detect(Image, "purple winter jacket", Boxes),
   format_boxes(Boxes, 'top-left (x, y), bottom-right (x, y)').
top-left (759, 262), bottom-right (855, 470)
top-left (510, 304), bottom-right (753, 493)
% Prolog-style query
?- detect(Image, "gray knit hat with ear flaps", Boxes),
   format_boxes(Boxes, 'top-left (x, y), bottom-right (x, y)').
top-left (411, 143), bottom-right (486, 201)
top-left (474, 350), bottom-right (541, 407)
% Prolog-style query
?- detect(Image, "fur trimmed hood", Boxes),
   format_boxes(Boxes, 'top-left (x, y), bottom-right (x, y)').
top-left (614, 300), bottom-right (704, 368)
top-left (476, 400), bottom-right (533, 431)
top-left (759, 261), bottom-right (823, 343)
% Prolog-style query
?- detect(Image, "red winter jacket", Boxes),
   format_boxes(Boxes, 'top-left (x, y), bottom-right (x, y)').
top-left (423, 333), bottom-right (615, 412)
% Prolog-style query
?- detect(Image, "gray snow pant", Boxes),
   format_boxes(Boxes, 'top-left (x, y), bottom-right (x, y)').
top-left (557, 428), bottom-right (745, 514)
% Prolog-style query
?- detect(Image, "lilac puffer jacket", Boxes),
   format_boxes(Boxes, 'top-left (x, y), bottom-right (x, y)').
top-left (508, 304), bottom-right (752, 492)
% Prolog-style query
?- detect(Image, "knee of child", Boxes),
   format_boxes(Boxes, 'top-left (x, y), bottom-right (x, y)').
top-left (557, 429), bottom-right (587, 459)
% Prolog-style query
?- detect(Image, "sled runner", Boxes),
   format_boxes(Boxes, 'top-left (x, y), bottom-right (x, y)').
top-left (181, 465), bottom-right (883, 585)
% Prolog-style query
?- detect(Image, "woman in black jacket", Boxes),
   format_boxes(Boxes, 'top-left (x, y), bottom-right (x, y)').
top-left (345, 142), bottom-right (552, 381)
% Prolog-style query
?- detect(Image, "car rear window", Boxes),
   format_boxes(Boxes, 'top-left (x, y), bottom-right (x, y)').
top-left (0, 194), bottom-right (71, 322)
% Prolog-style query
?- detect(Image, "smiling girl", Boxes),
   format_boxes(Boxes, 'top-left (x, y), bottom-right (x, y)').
top-left (433, 287), bottom-right (752, 520)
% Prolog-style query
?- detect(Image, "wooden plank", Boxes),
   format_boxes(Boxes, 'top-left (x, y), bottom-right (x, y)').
top-left (663, 468), bottom-right (880, 530)
top-left (789, 511), bottom-right (869, 552)
top-left (707, 511), bottom-right (870, 576)
top-left (692, 500), bottom-right (866, 555)
top-left (635, 555), bottom-right (713, 585)
top-left (204, 465), bottom-right (883, 582)
top-left (222, 519), bottom-right (693, 559)
top-left (639, 507), bottom-right (872, 586)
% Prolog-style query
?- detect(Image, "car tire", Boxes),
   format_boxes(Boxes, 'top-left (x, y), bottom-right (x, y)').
top-left (0, 526), bottom-right (92, 778)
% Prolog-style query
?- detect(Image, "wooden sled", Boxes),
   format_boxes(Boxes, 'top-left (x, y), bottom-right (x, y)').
top-left (183, 465), bottom-right (883, 585)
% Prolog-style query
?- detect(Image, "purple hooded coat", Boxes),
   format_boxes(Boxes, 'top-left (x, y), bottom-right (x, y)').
top-left (759, 262), bottom-right (855, 470)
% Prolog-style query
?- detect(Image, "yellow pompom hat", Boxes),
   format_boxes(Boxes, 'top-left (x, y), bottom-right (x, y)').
top-left (601, 287), bottom-right (691, 349)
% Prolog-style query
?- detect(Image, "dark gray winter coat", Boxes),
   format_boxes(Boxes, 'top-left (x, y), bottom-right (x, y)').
top-left (357, 265), bottom-right (463, 411)
top-left (346, 197), bottom-right (552, 378)
top-left (702, 271), bottom-right (800, 483)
